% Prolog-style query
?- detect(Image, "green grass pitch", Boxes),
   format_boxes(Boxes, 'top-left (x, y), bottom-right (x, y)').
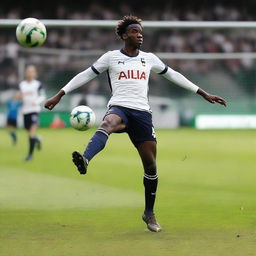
top-left (0, 128), bottom-right (256, 256)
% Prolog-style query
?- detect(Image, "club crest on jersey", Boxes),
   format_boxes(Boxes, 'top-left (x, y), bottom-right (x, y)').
top-left (141, 58), bottom-right (146, 66)
top-left (118, 70), bottom-right (146, 80)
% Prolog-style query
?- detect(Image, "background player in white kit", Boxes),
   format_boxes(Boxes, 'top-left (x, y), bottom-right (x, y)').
top-left (19, 65), bottom-right (46, 161)
top-left (45, 15), bottom-right (227, 232)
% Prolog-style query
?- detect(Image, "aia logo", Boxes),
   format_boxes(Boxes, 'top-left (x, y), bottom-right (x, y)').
top-left (118, 70), bottom-right (146, 80)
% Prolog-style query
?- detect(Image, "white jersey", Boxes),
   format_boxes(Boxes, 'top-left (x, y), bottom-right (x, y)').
top-left (19, 79), bottom-right (46, 114)
top-left (92, 49), bottom-right (167, 111)
top-left (62, 50), bottom-right (199, 112)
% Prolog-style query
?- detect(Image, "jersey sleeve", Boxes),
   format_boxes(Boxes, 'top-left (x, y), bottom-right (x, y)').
top-left (150, 53), bottom-right (198, 93)
top-left (62, 67), bottom-right (98, 94)
top-left (162, 67), bottom-right (199, 93)
top-left (150, 53), bottom-right (168, 74)
top-left (91, 51), bottom-right (111, 74)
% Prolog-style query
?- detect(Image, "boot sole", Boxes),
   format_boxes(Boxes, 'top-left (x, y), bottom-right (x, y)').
top-left (72, 151), bottom-right (87, 174)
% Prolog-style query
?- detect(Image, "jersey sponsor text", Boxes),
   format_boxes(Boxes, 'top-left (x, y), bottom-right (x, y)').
top-left (118, 70), bottom-right (146, 80)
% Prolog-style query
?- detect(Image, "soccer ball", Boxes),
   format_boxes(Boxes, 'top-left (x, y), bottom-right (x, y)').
top-left (16, 18), bottom-right (47, 47)
top-left (70, 105), bottom-right (96, 131)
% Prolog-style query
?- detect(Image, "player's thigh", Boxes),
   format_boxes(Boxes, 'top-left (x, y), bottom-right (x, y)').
top-left (101, 114), bottom-right (126, 133)
top-left (136, 141), bottom-right (157, 172)
top-left (7, 118), bottom-right (17, 128)
top-left (128, 109), bottom-right (156, 145)
top-left (24, 113), bottom-right (39, 133)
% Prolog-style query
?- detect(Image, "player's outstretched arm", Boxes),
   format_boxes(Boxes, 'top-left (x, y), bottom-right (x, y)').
top-left (45, 66), bottom-right (100, 110)
top-left (44, 90), bottom-right (65, 110)
top-left (197, 88), bottom-right (227, 107)
top-left (160, 66), bottom-right (227, 107)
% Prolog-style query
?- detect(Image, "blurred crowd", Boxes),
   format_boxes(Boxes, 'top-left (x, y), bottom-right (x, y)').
top-left (1, 3), bottom-right (256, 92)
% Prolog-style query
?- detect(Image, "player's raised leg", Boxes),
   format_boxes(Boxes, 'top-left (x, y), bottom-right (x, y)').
top-left (136, 141), bottom-right (162, 232)
top-left (72, 113), bottom-right (125, 174)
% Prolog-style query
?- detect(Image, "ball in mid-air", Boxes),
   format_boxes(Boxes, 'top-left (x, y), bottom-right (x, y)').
top-left (16, 18), bottom-right (47, 47)
top-left (70, 105), bottom-right (96, 131)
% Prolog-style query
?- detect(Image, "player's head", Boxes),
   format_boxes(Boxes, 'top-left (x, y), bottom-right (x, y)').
top-left (13, 91), bottom-right (21, 101)
top-left (116, 15), bottom-right (143, 48)
top-left (25, 65), bottom-right (37, 81)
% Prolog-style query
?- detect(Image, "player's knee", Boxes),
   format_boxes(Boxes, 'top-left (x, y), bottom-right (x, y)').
top-left (100, 118), bottom-right (119, 134)
top-left (144, 163), bottom-right (157, 175)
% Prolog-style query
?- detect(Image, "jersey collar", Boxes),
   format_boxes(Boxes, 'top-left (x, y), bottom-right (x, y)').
top-left (120, 49), bottom-right (140, 57)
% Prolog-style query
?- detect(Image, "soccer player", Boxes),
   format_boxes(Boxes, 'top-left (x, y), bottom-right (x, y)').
top-left (6, 91), bottom-right (22, 145)
top-left (45, 15), bottom-right (227, 232)
top-left (19, 65), bottom-right (46, 161)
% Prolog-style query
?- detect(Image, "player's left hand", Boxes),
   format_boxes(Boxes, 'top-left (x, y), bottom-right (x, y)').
top-left (197, 88), bottom-right (227, 107)
top-left (203, 94), bottom-right (227, 106)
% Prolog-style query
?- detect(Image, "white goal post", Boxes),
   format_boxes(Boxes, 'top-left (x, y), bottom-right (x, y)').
top-left (3, 19), bottom-right (256, 60)
top-left (0, 19), bottom-right (253, 61)
top-left (2, 19), bottom-right (255, 81)
top-left (1, 19), bottom-right (256, 129)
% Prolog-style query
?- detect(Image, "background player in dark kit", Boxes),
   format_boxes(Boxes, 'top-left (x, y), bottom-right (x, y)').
top-left (5, 91), bottom-right (22, 145)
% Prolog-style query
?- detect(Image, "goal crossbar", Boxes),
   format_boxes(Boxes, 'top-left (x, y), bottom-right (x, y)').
top-left (2, 19), bottom-right (256, 29)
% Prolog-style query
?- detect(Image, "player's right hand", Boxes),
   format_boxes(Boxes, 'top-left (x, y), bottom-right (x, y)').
top-left (44, 96), bottom-right (59, 110)
top-left (44, 90), bottom-right (65, 110)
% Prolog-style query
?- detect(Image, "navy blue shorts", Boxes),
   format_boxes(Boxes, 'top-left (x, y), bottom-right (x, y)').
top-left (105, 106), bottom-right (156, 145)
top-left (7, 118), bottom-right (17, 127)
top-left (23, 112), bottom-right (39, 130)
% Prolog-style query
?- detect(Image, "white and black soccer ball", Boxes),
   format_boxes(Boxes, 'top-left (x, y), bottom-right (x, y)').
top-left (70, 105), bottom-right (96, 131)
top-left (16, 18), bottom-right (47, 47)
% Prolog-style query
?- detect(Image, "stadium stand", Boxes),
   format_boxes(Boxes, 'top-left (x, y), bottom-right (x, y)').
top-left (0, 2), bottom-right (256, 98)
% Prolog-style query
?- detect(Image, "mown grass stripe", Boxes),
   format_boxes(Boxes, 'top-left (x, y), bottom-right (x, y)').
top-left (0, 166), bottom-right (142, 210)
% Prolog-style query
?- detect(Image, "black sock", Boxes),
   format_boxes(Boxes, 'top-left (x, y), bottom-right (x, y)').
top-left (28, 137), bottom-right (37, 156)
top-left (143, 172), bottom-right (158, 215)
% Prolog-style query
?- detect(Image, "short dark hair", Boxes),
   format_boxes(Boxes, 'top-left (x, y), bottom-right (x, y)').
top-left (116, 15), bottom-right (142, 39)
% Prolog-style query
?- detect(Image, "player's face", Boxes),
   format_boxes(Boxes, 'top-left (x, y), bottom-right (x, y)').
top-left (25, 66), bottom-right (37, 81)
top-left (124, 24), bottom-right (143, 48)
top-left (13, 92), bottom-right (22, 101)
